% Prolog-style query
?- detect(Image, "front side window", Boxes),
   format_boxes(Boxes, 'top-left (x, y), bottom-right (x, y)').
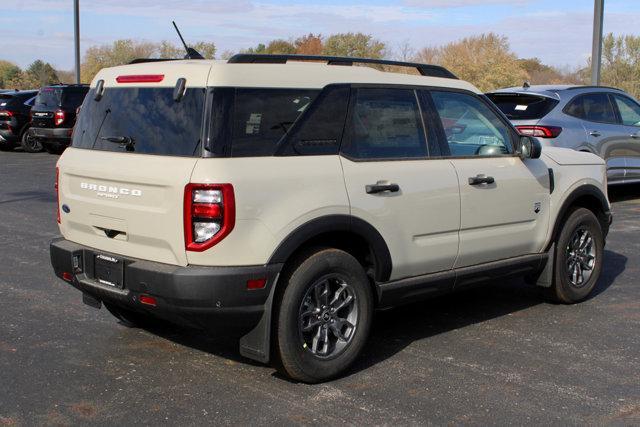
top-left (565, 93), bottom-right (617, 124)
top-left (342, 88), bottom-right (427, 160)
top-left (430, 91), bottom-right (513, 157)
top-left (612, 94), bottom-right (640, 127)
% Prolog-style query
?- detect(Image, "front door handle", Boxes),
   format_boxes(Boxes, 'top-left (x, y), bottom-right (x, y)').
top-left (589, 130), bottom-right (601, 137)
top-left (365, 181), bottom-right (400, 194)
top-left (468, 174), bottom-right (495, 186)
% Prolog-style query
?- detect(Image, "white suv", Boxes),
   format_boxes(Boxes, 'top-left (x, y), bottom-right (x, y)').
top-left (50, 54), bottom-right (612, 383)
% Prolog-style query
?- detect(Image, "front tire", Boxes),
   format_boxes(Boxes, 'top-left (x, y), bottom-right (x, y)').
top-left (547, 207), bottom-right (604, 303)
top-left (274, 248), bottom-right (373, 383)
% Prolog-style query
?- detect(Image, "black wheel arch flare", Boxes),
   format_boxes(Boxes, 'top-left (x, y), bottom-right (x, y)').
top-left (267, 215), bottom-right (393, 282)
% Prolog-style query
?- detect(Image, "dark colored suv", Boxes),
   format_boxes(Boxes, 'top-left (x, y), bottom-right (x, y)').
top-left (29, 84), bottom-right (89, 154)
top-left (0, 90), bottom-right (38, 151)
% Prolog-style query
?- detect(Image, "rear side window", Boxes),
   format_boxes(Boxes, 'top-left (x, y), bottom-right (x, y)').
top-left (486, 93), bottom-right (559, 120)
top-left (342, 88), bottom-right (427, 160)
top-left (35, 87), bottom-right (63, 109)
top-left (565, 93), bottom-right (617, 124)
top-left (228, 89), bottom-right (319, 157)
top-left (62, 88), bottom-right (89, 107)
top-left (72, 87), bottom-right (205, 157)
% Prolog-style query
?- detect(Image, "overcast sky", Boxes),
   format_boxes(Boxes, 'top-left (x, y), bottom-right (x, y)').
top-left (2, 0), bottom-right (639, 71)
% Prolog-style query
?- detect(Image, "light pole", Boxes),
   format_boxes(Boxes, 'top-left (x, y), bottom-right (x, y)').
top-left (74, 0), bottom-right (80, 84)
top-left (591, 0), bottom-right (604, 85)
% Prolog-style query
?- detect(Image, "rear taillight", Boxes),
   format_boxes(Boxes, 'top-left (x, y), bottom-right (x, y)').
top-left (184, 183), bottom-right (235, 251)
top-left (516, 125), bottom-right (562, 138)
top-left (54, 110), bottom-right (65, 126)
top-left (55, 167), bottom-right (60, 224)
top-left (0, 110), bottom-right (13, 117)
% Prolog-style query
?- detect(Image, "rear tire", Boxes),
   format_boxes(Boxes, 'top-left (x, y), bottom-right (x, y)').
top-left (274, 248), bottom-right (373, 383)
top-left (546, 207), bottom-right (604, 304)
top-left (44, 143), bottom-right (64, 155)
top-left (21, 130), bottom-right (43, 153)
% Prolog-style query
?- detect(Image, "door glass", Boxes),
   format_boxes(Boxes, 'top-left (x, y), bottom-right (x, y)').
top-left (342, 88), bottom-right (427, 160)
top-left (565, 93), bottom-right (617, 124)
top-left (613, 95), bottom-right (640, 127)
top-left (430, 91), bottom-right (513, 157)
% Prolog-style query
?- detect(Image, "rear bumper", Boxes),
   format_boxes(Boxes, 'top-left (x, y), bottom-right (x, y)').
top-left (29, 127), bottom-right (73, 144)
top-left (50, 238), bottom-right (282, 336)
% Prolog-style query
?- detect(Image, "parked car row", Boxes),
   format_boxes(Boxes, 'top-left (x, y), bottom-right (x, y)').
top-left (487, 85), bottom-right (640, 185)
top-left (0, 84), bottom-right (89, 154)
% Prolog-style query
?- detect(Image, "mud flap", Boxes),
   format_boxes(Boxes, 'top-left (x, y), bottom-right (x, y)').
top-left (238, 273), bottom-right (279, 363)
top-left (534, 243), bottom-right (555, 288)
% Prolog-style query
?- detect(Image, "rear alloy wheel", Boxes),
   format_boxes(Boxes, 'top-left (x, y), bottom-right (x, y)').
top-left (275, 248), bottom-right (373, 383)
top-left (547, 207), bottom-right (604, 303)
top-left (21, 130), bottom-right (43, 153)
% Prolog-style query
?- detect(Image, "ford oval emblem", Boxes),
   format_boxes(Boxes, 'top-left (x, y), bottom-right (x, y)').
top-left (62, 204), bottom-right (71, 214)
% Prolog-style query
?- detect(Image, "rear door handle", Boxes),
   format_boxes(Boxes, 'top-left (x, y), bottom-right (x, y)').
top-left (589, 130), bottom-right (601, 137)
top-left (365, 181), bottom-right (400, 194)
top-left (468, 174), bottom-right (495, 186)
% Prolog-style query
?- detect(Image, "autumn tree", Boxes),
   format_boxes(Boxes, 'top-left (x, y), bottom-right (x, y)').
top-left (0, 61), bottom-right (21, 89)
top-left (415, 33), bottom-right (528, 92)
top-left (518, 58), bottom-right (582, 85)
top-left (598, 33), bottom-right (640, 98)
top-left (295, 34), bottom-right (323, 55)
top-left (323, 33), bottom-right (386, 58)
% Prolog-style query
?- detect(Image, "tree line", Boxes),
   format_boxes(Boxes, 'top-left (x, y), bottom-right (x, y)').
top-left (1, 32), bottom-right (639, 99)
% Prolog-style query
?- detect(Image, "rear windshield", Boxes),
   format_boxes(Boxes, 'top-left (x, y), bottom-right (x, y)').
top-left (486, 93), bottom-right (559, 120)
top-left (34, 87), bottom-right (63, 109)
top-left (72, 87), bottom-right (205, 157)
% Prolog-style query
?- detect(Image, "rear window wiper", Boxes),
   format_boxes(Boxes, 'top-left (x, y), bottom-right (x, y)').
top-left (100, 135), bottom-right (136, 151)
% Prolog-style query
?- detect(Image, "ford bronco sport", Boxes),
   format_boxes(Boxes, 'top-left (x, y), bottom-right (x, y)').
top-left (50, 54), bottom-right (612, 383)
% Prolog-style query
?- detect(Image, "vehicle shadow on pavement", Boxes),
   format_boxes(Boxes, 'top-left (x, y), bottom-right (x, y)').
top-left (608, 184), bottom-right (640, 203)
top-left (348, 248), bottom-right (627, 377)
top-left (0, 190), bottom-right (56, 204)
top-left (133, 250), bottom-right (627, 380)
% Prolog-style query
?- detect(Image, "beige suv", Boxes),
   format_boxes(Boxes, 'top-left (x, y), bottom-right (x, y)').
top-left (50, 54), bottom-right (612, 383)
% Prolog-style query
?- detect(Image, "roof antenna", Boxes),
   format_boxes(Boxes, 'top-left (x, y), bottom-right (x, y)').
top-left (523, 81), bottom-right (531, 89)
top-left (172, 21), bottom-right (204, 60)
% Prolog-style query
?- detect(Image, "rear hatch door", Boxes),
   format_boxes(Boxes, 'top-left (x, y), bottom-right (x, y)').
top-left (486, 92), bottom-right (559, 127)
top-left (58, 66), bottom-right (209, 266)
top-left (31, 87), bottom-right (61, 128)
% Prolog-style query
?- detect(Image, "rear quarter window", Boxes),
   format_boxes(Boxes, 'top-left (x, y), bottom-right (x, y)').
top-left (486, 93), bottom-right (559, 120)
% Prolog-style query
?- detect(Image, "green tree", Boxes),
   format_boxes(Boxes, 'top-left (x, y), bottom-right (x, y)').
top-left (264, 39), bottom-right (296, 55)
top-left (26, 60), bottom-right (59, 87)
top-left (322, 33), bottom-right (386, 58)
top-left (158, 41), bottom-right (183, 59)
top-left (0, 60), bottom-right (22, 89)
top-left (244, 43), bottom-right (267, 54)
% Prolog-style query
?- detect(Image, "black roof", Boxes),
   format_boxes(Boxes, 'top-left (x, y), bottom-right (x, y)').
top-left (227, 54), bottom-right (458, 79)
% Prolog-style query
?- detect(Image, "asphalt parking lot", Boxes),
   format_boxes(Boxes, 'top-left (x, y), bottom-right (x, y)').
top-left (0, 149), bottom-right (638, 426)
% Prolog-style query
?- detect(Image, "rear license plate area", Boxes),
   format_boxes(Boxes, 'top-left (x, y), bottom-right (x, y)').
top-left (94, 254), bottom-right (124, 288)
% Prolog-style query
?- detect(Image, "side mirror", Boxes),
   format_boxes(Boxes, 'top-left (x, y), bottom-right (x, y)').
top-left (519, 136), bottom-right (542, 159)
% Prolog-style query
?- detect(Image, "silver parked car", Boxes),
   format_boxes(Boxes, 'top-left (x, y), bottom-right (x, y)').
top-left (487, 85), bottom-right (640, 185)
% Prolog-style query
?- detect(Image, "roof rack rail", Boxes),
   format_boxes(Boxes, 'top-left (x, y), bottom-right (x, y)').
top-left (227, 54), bottom-right (458, 79)
top-left (565, 85), bottom-right (623, 92)
top-left (129, 58), bottom-right (185, 65)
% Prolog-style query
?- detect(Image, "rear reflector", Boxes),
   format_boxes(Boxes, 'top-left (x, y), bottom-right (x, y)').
top-left (62, 272), bottom-right (73, 282)
top-left (516, 125), bottom-right (562, 138)
top-left (116, 74), bottom-right (165, 83)
top-left (247, 278), bottom-right (267, 290)
top-left (139, 295), bottom-right (157, 306)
